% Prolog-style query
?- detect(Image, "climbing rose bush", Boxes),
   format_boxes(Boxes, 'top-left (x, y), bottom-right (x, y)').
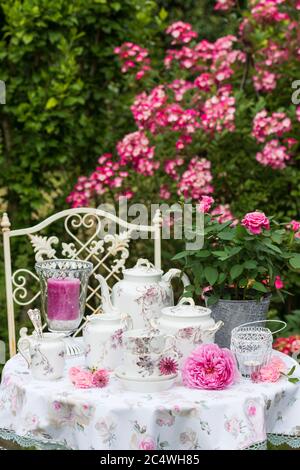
top-left (67, 1), bottom-right (300, 223)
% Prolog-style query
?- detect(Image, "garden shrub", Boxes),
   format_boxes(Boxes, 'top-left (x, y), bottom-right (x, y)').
top-left (68, 1), bottom-right (300, 328)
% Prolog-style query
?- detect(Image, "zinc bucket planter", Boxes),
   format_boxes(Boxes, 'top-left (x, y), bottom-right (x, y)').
top-left (207, 295), bottom-right (271, 348)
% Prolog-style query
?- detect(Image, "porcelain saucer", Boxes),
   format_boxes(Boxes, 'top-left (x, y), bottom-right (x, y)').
top-left (115, 367), bottom-right (177, 392)
top-left (115, 366), bottom-right (177, 382)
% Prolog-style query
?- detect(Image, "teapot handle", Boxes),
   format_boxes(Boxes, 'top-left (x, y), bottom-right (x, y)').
top-left (17, 337), bottom-right (31, 368)
top-left (162, 268), bottom-right (190, 288)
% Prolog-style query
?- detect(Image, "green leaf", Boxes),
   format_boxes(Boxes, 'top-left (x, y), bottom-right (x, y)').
top-left (159, 7), bottom-right (168, 20)
top-left (206, 294), bottom-right (219, 306)
top-left (172, 251), bottom-right (188, 260)
top-left (45, 97), bottom-right (58, 110)
top-left (289, 255), bottom-right (300, 269)
top-left (218, 230), bottom-right (235, 240)
top-left (230, 264), bottom-right (244, 280)
top-left (288, 377), bottom-right (299, 384)
top-left (244, 260), bottom-right (257, 269)
top-left (218, 272), bottom-right (226, 283)
top-left (287, 365), bottom-right (296, 376)
top-left (238, 278), bottom-right (247, 288)
top-left (204, 267), bottom-right (218, 286)
top-left (252, 281), bottom-right (269, 293)
top-left (228, 246), bottom-right (242, 257)
top-left (262, 239), bottom-right (282, 254)
top-left (212, 250), bottom-right (228, 259)
top-left (195, 250), bottom-right (210, 258)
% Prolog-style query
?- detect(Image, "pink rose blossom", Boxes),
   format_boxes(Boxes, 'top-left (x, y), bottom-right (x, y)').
top-left (178, 157), bottom-right (213, 200)
top-left (69, 367), bottom-right (93, 389)
top-left (159, 184), bottom-right (171, 200)
top-left (253, 69), bottom-right (277, 92)
top-left (256, 139), bottom-right (291, 170)
top-left (166, 22), bottom-right (198, 45)
top-left (287, 220), bottom-right (300, 232)
top-left (139, 436), bottom-right (156, 450)
top-left (274, 275), bottom-right (284, 289)
top-left (198, 196), bottom-right (214, 213)
top-left (251, 356), bottom-right (287, 383)
top-left (182, 343), bottom-right (238, 390)
top-left (214, 0), bottom-right (235, 11)
top-left (252, 110), bottom-right (291, 143)
top-left (114, 42), bottom-right (151, 80)
top-left (211, 204), bottom-right (237, 225)
top-left (241, 211), bottom-right (270, 235)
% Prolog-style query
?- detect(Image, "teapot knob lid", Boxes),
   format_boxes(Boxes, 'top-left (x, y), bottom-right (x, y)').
top-left (135, 258), bottom-right (155, 270)
top-left (177, 297), bottom-right (195, 307)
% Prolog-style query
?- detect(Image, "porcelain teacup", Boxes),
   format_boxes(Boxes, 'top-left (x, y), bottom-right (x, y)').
top-left (122, 328), bottom-right (175, 356)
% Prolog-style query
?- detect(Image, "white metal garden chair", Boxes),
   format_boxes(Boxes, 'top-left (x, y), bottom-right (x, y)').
top-left (1, 207), bottom-right (162, 357)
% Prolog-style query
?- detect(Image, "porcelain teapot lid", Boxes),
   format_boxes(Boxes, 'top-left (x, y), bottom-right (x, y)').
top-left (123, 258), bottom-right (163, 278)
top-left (87, 313), bottom-right (121, 322)
top-left (162, 297), bottom-right (212, 318)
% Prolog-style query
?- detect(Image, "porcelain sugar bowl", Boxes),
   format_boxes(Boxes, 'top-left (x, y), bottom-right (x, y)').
top-left (157, 298), bottom-right (224, 367)
top-left (97, 258), bottom-right (190, 330)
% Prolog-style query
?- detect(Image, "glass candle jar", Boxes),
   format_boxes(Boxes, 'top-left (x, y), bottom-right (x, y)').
top-left (230, 325), bottom-right (273, 377)
top-left (35, 259), bottom-right (93, 336)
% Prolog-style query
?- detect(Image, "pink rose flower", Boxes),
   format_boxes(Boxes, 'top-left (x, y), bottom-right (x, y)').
top-left (241, 211), bottom-right (270, 235)
top-left (139, 436), bottom-right (156, 450)
top-left (274, 275), bottom-right (284, 290)
top-left (287, 220), bottom-right (300, 232)
top-left (269, 356), bottom-right (286, 374)
top-left (69, 366), bottom-right (93, 389)
top-left (198, 196), bottom-right (214, 213)
top-left (182, 343), bottom-right (238, 390)
top-left (257, 365), bottom-right (281, 382)
top-left (251, 356), bottom-right (287, 383)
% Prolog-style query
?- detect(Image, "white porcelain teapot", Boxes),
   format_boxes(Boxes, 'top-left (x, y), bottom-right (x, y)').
top-left (157, 297), bottom-right (224, 367)
top-left (96, 259), bottom-right (190, 330)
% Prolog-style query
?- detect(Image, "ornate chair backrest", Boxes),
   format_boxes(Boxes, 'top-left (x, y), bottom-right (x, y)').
top-left (1, 207), bottom-right (162, 357)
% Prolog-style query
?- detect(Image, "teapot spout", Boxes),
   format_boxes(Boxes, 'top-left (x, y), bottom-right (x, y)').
top-left (95, 274), bottom-right (118, 315)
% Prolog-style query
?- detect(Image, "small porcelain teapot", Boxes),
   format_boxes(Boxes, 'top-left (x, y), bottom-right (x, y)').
top-left (97, 259), bottom-right (190, 330)
top-left (157, 297), bottom-right (224, 367)
top-left (83, 274), bottom-right (133, 370)
top-left (17, 331), bottom-right (65, 380)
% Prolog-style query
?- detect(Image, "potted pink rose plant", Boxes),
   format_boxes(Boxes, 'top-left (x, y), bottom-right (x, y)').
top-left (174, 210), bottom-right (300, 347)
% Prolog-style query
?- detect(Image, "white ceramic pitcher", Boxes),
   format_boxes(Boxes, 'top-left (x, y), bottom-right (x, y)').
top-left (17, 333), bottom-right (65, 380)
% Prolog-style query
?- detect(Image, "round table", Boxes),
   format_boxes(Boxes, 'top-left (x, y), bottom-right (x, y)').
top-left (0, 350), bottom-right (300, 450)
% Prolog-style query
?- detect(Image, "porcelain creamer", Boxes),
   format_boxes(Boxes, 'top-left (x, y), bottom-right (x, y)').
top-left (17, 332), bottom-right (66, 380)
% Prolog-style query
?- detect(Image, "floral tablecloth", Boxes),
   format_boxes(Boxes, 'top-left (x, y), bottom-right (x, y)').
top-left (0, 351), bottom-right (300, 450)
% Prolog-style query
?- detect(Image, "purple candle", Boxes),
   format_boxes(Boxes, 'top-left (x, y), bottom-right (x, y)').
top-left (47, 278), bottom-right (80, 321)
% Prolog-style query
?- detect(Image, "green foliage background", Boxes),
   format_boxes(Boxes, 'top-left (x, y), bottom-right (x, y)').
top-left (0, 0), bottom-right (299, 354)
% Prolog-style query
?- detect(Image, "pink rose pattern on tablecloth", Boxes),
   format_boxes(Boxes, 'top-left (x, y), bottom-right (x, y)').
top-left (0, 352), bottom-right (299, 449)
